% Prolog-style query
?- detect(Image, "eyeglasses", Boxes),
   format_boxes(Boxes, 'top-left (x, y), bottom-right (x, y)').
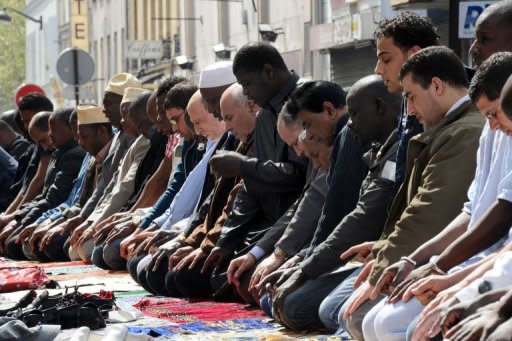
top-left (299, 129), bottom-right (322, 144)
top-left (169, 111), bottom-right (185, 125)
top-left (486, 110), bottom-right (497, 120)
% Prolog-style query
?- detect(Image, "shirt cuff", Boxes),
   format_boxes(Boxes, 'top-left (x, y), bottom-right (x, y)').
top-left (249, 246), bottom-right (266, 261)
top-left (498, 190), bottom-right (512, 203)
top-left (152, 212), bottom-right (168, 229)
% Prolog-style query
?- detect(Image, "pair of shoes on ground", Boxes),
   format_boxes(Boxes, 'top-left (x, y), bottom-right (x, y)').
top-left (0, 287), bottom-right (115, 330)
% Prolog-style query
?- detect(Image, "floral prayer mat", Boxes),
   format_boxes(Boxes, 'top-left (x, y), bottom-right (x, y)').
top-left (133, 297), bottom-right (267, 323)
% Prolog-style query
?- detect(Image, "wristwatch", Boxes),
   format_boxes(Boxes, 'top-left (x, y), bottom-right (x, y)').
top-left (478, 280), bottom-right (492, 294)
top-left (132, 215), bottom-right (141, 228)
top-left (273, 246), bottom-right (288, 259)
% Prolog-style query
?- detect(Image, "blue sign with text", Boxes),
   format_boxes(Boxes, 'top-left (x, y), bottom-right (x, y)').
top-left (459, 1), bottom-right (495, 38)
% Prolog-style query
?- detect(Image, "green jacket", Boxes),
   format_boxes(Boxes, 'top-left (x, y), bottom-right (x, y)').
top-left (369, 99), bottom-right (484, 285)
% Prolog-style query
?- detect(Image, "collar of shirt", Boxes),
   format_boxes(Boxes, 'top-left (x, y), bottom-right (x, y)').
top-left (446, 94), bottom-right (470, 117)
top-left (333, 114), bottom-right (350, 138)
top-left (95, 138), bottom-right (112, 164)
top-left (266, 71), bottom-right (300, 114)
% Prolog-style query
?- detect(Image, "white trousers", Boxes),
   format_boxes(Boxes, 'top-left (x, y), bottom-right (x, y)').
top-left (362, 296), bottom-right (423, 341)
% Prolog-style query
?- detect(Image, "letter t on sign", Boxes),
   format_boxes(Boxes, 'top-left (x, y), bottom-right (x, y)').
top-left (76, 0), bottom-right (85, 15)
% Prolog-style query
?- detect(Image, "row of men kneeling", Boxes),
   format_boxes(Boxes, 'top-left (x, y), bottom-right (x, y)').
top-left (2, 3), bottom-right (512, 340)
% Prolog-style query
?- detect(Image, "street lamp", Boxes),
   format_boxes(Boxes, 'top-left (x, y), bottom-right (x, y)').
top-left (0, 7), bottom-right (43, 30)
top-left (212, 43), bottom-right (234, 60)
top-left (258, 24), bottom-right (284, 43)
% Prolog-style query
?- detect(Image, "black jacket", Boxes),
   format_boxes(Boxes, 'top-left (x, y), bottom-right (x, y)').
top-left (301, 130), bottom-right (400, 278)
top-left (216, 72), bottom-right (308, 252)
top-left (300, 117), bottom-right (367, 259)
top-left (16, 141), bottom-right (86, 226)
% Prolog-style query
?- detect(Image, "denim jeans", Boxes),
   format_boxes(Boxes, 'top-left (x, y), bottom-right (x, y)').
top-left (262, 267), bottom-right (357, 331)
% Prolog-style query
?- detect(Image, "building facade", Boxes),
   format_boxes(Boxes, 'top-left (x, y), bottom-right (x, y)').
top-left (23, 0), bottom-right (483, 106)
top-left (24, 0), bottom-right (59, 104)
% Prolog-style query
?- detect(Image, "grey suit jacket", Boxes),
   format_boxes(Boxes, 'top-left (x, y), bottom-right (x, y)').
top-left (80, 131), bottom-right (134, 219)
top-left (300, 130), bottom-right (400, 278)
top-left (88, 134), bottom-right (150, 224)
top-left (256, 166), bottom-right (328, 256)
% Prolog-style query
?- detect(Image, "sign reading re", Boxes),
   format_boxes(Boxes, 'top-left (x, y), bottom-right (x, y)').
top-left (71, 0), bottom-right (89, 52)
top-left (458, 1), bottom-right (495, 38)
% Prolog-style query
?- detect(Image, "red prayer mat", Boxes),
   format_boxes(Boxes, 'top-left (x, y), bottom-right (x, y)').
top-left (0, 265), bottom-right (51, 292)
top-left (133, 297), bottom-right (266, 324)
top-left (4, 260), bottom-right (87, 268)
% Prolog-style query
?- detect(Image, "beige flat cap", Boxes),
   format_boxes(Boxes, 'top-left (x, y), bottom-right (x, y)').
top-left (121, 87), bottom-right (147, 105)
top-left (77, 105), bottom-right (110, 125)
top-left (105, 73), bottom-right (142, 96)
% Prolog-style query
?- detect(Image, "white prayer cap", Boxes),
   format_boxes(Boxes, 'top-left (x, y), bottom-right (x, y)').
top-left (105, 73), bottom-right (142, 96)
top-left (199, 61), bottom-right (237, 88)
top-left (77, 105), bottom-right (110, 125)
top-left (121, 87), bottom-right (147, 105)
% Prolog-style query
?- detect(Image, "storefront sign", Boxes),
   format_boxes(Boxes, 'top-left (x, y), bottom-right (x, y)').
top-left (126, 40), bottom-right (164, 59)
top-left (459, 1), bottom-right (495, 38)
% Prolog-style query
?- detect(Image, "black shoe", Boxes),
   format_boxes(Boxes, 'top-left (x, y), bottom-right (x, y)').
top-left (0, 290), bottom-right (37, 316)
top-left (75, 290), bottom-right (115, 310)
top-left (21, 307), bottom-right (57, 327)
top-left (77, 303), bottom-right (106, 330)
top-left (57, 303), bottom-right (106, 330)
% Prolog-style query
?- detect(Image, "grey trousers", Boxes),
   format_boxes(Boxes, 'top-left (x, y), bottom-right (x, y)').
top-left (91, 238), bottom-right (126, 270)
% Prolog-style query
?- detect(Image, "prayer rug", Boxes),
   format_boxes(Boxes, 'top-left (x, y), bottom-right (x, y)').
top-left (133, 297), bottom-right (267, 323)
top-left (0, 265), bottom-right (51, 292)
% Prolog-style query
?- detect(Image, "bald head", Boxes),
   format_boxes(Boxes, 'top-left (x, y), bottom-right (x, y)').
top-left (347, 74), bottom-right (402, 148)
top-left (470, 0), bottom-right (512, 67)
top-left (187, 90), bottom-right (226, 140)
top-left (220, 83), bottom-right (258, 142)
top-left (277, 111), bottom-right (304, 156)
top-left (483, 1), bottom-right (512, 27)
top-left (200, 85), bottom-right (232, 119)
top-left (349, 75), bottom-right (394, 99)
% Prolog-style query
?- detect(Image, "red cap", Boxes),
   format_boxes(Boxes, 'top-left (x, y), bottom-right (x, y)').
top-left (15, 84), bottom-right (46, 106)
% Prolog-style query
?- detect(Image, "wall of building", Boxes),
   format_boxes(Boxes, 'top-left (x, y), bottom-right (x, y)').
top-left (24, 0), bottom-right (459, 107)
top-left (89, 0), bottom-right (128, 102)
top-left (175, 0), bottom-right (315, 81)
top-left (24, 0), bottom-right (59, 103)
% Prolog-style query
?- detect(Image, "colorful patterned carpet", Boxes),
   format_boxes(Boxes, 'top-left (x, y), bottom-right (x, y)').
top-left (0, 259), bottom-right (344, 340)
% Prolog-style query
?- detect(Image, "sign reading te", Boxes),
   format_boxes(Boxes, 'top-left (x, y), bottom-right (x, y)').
top-left (71, 0), bottom-right (89, 51)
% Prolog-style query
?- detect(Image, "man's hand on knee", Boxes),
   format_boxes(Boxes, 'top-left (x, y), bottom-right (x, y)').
top-left (227, 253), bottom-right (257, 287)
top-left (343, 281), bottom-right (374, 320)
top-left (388, 263), bottom-right (439, 303)
top-left (249, 253), bottom-right (286, 294)
top-left (272, 268), bottom-right (307, 323)
top-left (372, 259), bottom-right (415, 300)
